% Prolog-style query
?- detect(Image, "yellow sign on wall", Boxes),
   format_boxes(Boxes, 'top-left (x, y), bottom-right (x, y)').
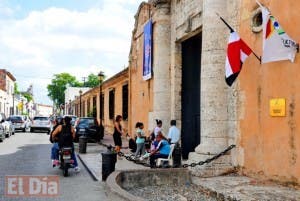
top-left (270, 98), bottom-right (286, 117)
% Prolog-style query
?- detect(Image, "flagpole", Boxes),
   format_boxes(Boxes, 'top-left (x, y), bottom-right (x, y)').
top-left (216, 13), bottom-right (261, 63)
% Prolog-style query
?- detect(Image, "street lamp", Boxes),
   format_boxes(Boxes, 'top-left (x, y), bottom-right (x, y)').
top-left (12, 93), bottom-right (15, 115)
top-left (79, 90), bottom-right (82, 117)
top-left (69, 99), bottom-right (71, 115)
top-left (98, 71), bottom-right (105, 121)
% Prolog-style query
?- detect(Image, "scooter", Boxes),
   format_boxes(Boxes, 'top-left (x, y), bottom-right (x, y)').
top-left (59, 147), bottom-right (74, 177)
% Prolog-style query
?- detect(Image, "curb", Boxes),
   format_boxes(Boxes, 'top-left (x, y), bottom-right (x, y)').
top-left (77, 153), bottom-right (99, 181)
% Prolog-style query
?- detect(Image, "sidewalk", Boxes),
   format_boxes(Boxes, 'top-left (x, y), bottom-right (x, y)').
top-left (77, 134), bottom-right (300, 200)
top-left (76, 134), bottom-right (147, 181)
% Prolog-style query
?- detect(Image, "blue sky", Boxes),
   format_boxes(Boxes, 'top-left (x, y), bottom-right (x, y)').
top-left (0, 0), bottom-right (144, 105)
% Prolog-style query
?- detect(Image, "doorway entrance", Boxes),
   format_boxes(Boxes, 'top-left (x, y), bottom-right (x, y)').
top-left (181, 34), bottom-right (202, 159)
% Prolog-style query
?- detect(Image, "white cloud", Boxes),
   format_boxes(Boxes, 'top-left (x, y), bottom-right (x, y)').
top-left (0, 0), bottom-right (144, 104)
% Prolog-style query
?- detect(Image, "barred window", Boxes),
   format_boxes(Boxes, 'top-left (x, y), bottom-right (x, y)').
top-left (109, 89), bottom-right (115, 119)
top-left (122, 84), bottom-right (128, 120)
top-left (100, 93), bottom-right (104, 119)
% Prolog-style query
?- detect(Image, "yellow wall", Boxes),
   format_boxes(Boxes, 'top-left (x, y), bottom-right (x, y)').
top-left (239, 0), bottom-right (300, 184)
top-left (128, 3), bottom-right (154, 136)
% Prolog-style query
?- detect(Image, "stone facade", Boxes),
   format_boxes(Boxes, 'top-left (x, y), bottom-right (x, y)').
top-left (128, 0), bottom-right (238, 176)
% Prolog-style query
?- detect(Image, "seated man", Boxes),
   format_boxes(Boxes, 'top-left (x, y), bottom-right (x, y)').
top-left (149, 132), bottom-right (170, 168)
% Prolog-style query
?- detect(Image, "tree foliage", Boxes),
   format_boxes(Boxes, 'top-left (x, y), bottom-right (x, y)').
top-left (47, 73), bottom-right (81, 107)
top-left (22, 92), bottom-right (33, 102)
top-left (84, 73), bottom-right (101, 87)
top-left (14, 83), bottom-right (20, 95)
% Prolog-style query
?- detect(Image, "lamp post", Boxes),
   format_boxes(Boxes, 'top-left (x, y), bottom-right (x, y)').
top-left (98, 71), bottom-right (105, 121)
top-left (69, 99), bottom-right (71, 115)
top-left (79, 90), bottom-right (82, 117)
top-left (12, 93), bottom-right (15, 115)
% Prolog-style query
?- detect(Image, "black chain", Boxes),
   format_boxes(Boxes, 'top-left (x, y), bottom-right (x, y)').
top-left (182, 144), bottom-right (236, 168)
top-left (100, 142), bottom-right (235, 168)
top-left (117, 152), bottom-right (151, 167)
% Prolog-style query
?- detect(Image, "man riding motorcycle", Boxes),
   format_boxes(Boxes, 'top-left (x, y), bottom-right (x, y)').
top-left (51, 116), bottom-right (80, 172)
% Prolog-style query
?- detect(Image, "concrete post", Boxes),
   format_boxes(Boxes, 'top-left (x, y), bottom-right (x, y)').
top-left (188, 0), bottom-right (233, 176)
top-left (148, 0), bottom-right (172, 133)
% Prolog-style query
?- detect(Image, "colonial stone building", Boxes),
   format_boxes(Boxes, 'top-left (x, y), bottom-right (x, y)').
top-left (128, 0), bottom-right (299, 185)
top-left (73, 69), bottom-right (129, 134)
top-left (129, 0), bottom-right (238, 177)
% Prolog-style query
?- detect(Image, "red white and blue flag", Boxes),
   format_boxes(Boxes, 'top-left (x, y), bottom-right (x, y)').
top-left (225, 31), bottom-right (252, 86)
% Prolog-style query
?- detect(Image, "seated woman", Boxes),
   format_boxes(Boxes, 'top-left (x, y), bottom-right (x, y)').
top-left (149, 132), bottom-right (170, 168)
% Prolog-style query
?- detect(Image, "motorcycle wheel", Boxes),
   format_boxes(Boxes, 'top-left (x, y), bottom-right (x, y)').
top-left (63, 166), bottom-right (69, 177)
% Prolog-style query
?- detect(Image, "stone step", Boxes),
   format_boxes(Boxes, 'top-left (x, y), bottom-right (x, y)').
top-left (186, 152), bottom-right (235, 177)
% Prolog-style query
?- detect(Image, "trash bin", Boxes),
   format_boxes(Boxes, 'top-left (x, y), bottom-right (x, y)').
top-left (101, 145), bottom-right (117, 181)
top-left (79, 136), bottom-right (87, 153)
top-left (172, 144), bottom-right (182, 168)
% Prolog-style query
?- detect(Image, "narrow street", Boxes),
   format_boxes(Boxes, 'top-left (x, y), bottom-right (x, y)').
top-left (0, 132), bottom-right (108, 201)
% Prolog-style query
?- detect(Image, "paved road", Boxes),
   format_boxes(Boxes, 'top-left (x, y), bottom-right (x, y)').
top-left (0, 132), bottom-right (108, 201)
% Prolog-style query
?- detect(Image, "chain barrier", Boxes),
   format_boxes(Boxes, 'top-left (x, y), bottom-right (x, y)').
top-left (117, 152), bottom-right (151, 167)
top-left (181, 144), bottom-right (236, 168)
top-left (99, 141), bottom-right (235, 168)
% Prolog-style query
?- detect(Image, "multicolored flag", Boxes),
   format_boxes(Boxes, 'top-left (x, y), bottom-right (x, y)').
top-left (225, 32), bottom-right (252, 86)
top-left (257, 1), bottom-right (298, 63)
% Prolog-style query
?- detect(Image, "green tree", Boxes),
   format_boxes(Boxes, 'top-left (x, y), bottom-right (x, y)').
top-left (22, 92), bottom-right (33, 102)
top-left (84, 73), bottom-right (101, 87)
top-left (14, 83), bottom-right (20, 95)
top-left (47, 73), bottom-right (81, 107)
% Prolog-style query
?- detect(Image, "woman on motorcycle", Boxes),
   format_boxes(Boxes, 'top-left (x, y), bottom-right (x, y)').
top-left (52, 116), bottom-right (80, 172)
top-left (50, 118), bottom-right (61, 167)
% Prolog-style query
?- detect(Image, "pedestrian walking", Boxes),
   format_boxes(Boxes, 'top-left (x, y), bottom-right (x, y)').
top-left (113, 115), bottom-right (124, 153)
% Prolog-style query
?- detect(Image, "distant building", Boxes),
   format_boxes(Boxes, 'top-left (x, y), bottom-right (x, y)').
top-left (36, 104), bottom-right (53, 117)
top-left (0, 69), bottom-right (16, 117)
top-left (64, 87), bottom-right (90, 115)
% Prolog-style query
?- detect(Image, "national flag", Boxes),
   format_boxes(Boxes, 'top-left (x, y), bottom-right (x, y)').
top-left (225, 32), bottom-right (252, 86)
top-left (258, 1), bottom-right (298, 63)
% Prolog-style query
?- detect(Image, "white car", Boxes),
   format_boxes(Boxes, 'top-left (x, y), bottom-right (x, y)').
top-left (0, 113), bottom-right (14, 137)
top-left (30, 116), bottom-right (51, 134)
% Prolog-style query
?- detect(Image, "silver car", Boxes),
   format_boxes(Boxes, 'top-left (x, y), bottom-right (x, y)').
top-left (0, 123), bottom-right (5, 142)
top-left (30, 116), bottom-right (51, 134)
top-left (0, 113), bottom-right (14, 137)
top-left (8, 115), bottom-right (26, 132)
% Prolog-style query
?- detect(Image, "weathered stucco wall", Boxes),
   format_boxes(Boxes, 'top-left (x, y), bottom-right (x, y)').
top-left (239, 0), bottom-right (300, 184)
top-left (128, 3), bottom-right (154, 136)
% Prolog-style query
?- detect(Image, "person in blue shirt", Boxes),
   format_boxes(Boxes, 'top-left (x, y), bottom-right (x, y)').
top-left (149, 132), bottom-right (170, 168)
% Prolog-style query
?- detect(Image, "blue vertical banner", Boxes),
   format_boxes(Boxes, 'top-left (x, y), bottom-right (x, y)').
top-left (143, 19), bottom-right (152, 81)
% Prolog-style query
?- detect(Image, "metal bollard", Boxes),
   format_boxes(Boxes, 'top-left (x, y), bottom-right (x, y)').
top-left (79, 136), bottom-right (87, 153)
top-left (172, 143), bottom-right (182, 168)
top-left (101, 145), bottom-right (117, 181)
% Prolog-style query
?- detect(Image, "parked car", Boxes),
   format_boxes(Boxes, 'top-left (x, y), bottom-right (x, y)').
top-left (0, 113), bottom-right (14, 137)
top-left (30, 116), bottom-right (51, 134)
top-left (75, 117), bottom-right (101, 142)
top-left (7, 115), bottom-right (26, 132)
top-left (0, 122), bottom-right (5, 142)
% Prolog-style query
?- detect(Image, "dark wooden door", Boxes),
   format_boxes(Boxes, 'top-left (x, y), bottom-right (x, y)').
top-left (181, 34), bottom-right (202, 159)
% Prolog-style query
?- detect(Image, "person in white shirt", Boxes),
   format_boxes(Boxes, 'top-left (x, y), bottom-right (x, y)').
top-left (167, 120), bottom-right (180, 144)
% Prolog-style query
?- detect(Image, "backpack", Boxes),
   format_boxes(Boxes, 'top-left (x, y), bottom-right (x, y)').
top-left (58, 125), bottom-right (73, 148)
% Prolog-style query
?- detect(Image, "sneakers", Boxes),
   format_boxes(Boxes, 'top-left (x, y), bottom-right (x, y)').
top-left (74, 167), bottom-right (81, 172)
top-left (52, 160), bottom-right (59, 167)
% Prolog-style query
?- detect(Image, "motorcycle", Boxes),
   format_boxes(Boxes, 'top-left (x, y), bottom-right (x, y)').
top-left (59, 147), bottom-right (74, 177)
